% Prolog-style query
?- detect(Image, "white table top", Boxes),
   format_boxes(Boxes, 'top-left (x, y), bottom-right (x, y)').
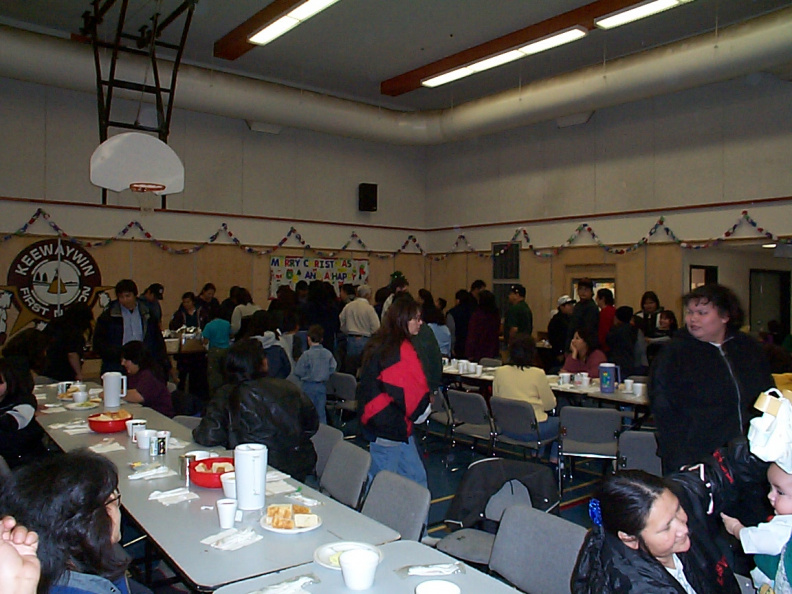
top-left (213, 540), bottom-right (521, 594)
top-left (36, 385), bottom-right (400, 592)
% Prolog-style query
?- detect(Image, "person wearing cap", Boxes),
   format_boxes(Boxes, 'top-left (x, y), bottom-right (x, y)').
top-left (567, 278), bottom-right (600, 350)
top-left (548, 295), bottom-right (575, 365)
top-left (503, 284), bottom-right (533, 343)
top-left (339, 284), bottom-right (380, 374)
top-left (142, 283), bottom-right (164, 329)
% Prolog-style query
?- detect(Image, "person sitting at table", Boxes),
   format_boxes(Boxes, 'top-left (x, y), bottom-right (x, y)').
top-left (1, 329), bottom-right (51, 385)
top-left (492, 334), bottom-right (558, 462)
top-left (0, 449), bottom-right (151, 594)
top-left (193, 339), bottom-right (319, 482)
top-left (561, 328), bottom-right (607, 378)
top-left (0, 358), bottom-right (46, 469)
top-left (120, 341), bottom-right (175, 418)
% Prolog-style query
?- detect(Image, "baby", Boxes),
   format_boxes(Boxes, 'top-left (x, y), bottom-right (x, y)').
top-left (721, 462), bottom-right (792, 592)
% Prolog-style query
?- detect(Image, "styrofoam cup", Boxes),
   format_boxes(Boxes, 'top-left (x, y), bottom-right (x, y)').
top-left (217, 498), bottom-right (237, 529)
top-left (72, 391), bottom-right (88, 403)
top-left (220, 472), bottom-right (237, 499)
top-left (623, 379), bottom-right (634, 393)
top-left (136, 429), bottom-right (157, 450)
top-left (339, 549), bottom-right (380, 590)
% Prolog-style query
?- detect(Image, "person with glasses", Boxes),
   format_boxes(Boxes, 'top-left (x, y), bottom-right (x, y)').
top-left (0, 450), bottom-right (150, 594)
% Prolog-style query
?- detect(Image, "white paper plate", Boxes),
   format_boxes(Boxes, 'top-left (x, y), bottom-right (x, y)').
top-left (65, 401), bottom-right (100, 410)
top-left (260, 515), bottom-right (322, 534)
top-left (89, 388), bottom-right (103, 395)
top-left (313, 542), bottom-right (383, 570)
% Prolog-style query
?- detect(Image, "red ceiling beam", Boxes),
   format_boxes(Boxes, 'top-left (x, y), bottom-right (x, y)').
top-left (380, 0), bottom-right (643, 97)
top-left (214, 0), bottom-right (304, 61)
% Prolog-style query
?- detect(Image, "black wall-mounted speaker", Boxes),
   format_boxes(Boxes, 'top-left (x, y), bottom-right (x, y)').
top-left (358, 183), bottom-right (378, 212)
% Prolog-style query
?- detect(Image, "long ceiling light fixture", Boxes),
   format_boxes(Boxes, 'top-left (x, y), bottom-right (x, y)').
top-left (249, 0), bottom-right (340, 46)
top-left (423, 27), bottom-right (588, 88)
top-left (595, 0), bottom-right (691, 29)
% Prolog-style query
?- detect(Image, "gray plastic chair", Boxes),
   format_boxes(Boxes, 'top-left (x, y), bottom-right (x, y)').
top-left (479, 357), bottom-right (502, 368)
top-left (618, 430), bottom-right (662, 476)
top-left (361, 470), bottom-right (431, 541)
top-left (491, 396), bottom-right (557, 459)
top-left (319, 440), bottom-right (371, 509)
top-left (447, 390), bottom-right (493, 452)
top-left (489, 504), bottom-right (587, 594)
top-left (558, 406), bottom-right (623, 492)
top-left (0, 455), bottom-right (10, 478)
top-left (325, 372), bottom-right (358, 429)
top-left (310, 422), bottom-right (344, 479)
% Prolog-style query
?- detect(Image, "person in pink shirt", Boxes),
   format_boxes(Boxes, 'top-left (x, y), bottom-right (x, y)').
top-left (597, 288), bottom-right (616, 352)
top-left (562, 327), bottom-right (607, 378)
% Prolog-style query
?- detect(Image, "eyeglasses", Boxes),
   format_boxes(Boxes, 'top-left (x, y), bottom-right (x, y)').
top-left (106, 490), bottom-right (122, 507)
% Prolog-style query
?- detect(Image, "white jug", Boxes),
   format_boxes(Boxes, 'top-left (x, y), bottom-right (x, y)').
top-left (102, 371), bottom-right (127, 410)
top-left (234, 443), bottom-right (267, 510)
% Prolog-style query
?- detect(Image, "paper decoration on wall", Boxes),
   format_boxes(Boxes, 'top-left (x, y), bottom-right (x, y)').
top-left (269, 256), bottom-right (369, 297)
top-left (90, 132), bottom-right (184, 195)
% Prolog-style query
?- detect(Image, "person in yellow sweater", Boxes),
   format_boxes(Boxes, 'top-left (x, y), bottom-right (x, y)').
top-left (493, 333), bottom-right (558, 462)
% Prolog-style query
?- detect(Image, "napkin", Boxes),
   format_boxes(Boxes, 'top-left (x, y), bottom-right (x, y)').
top-left (33, 392), bottom-right (47, 401)
top-left (404, 562), bottom-right (465, 576)
top-left (41, 406), bottom-right (67, 414)
top-left (64, 426), bottom-right (92, 435)
top-left (148, 487), bottom-right (200, 506)
top-left (90, 440), bottom-right (125, 454)
top-left (266, 481), bottom-right (297, 496)
top-left (247, 574), bottom-right (319, 594)
top-left (201, 528), bottom-right (263, 551)
top-left (128, 465), bottom-right (178, 481)
top-left (168, 437), bottom-right (189, 450)
top-left (88, 388), bottom-right (103, 395)
top-left (286, 493), bottom-right (321, 507)
top-left (49, 420), bottom-right (88, 430)
top-left (266, 470), bottom-right (290, 482)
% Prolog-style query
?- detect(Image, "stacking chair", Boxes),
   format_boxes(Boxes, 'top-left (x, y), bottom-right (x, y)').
top-left (0, 455), bottom-right (10, 479)
top-left (172, 415), bottom-right (201, 431)
top-left (310, 423), bottom-right (344, 480)
top-left (361, 471), bottom-right (431, 541)
top-left (490, 397), bottom-right (557, 460)
top-left (489, 504), bottom-right (588, 594)
top-left (618, 430), bottom-right (662, 476)
top-left (319, 440), bottom-right (371, 509)
top-left (558, 406), bottom-right (623, 492)
top-left (324, 372), bottom-right (358, 430)
top-left (478, 357), bottom-right (502, 368)
top-left (447, 390), bottom-right (494, 452)
top-left (427, 388), bottom-right (455, 440)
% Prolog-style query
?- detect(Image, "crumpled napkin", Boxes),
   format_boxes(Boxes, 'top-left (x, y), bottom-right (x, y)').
top-left (266, 470), bottom-right (290, 481)
top-left (49, 420), bottom-right (88, 429)
top-left (403, 562), bottom-right (465, 576)
top-left (148, 487), bottom-right (199, 506)
top-left (168, 437), bottom-right (189, 450)
top-left (201, 528), bottom-right (263, 551)
top-left (266, 481), bottom-right (297, 496)
top-left (247, 574), bottom-right (319, 593)
top-left (128, 465), bottom-right (178, 480)
top-left (42, 406), bottom-right (68, 414)
top-left (90, 439), bottom-right (125, 454)
top-left (286, 493), bottom-right (321, 507)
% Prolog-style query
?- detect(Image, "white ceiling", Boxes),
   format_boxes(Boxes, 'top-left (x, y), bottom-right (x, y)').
top-left (1, 0), bottom-right (791, 113)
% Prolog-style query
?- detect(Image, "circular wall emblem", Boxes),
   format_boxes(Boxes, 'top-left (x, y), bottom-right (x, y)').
top-left (7, 239), bottom-right (103, 320)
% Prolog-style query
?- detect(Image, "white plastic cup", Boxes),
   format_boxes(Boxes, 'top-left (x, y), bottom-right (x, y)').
top-left (72, 391), bottom-right (88, 404)
top-left (580, 375), bottom-right (591, 388)
top-left (624, 379), bottom-right (634, 393)
top-left (217, 498), bottom-right (238, 529)
top-left (634, 383), bottom-right (647, 397)
top-left (339, 549), bottom-right (380, 590)
top-left (126, 419), bottom-right (147, 442)
top-left (57, 381), bottom-right (73, 395)
top-left (475, 364), bottom-right (483, 376)
top-left (186, 450), bottom-right (218, 461)
top-left (136, 429), bottom-right (157, 450)
top-left (559, 372), bottom-right (572, 385)
top-left (72, 382), bottom-right (86, 393)
top-left (221, 472), bottom-right (237, 499)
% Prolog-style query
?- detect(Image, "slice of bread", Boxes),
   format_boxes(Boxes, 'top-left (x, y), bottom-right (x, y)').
top-left (294, 513), bottom-right (319, 529)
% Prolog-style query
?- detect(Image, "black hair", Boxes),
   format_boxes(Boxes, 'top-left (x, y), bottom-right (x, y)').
top-left (225, 338), bottom-right (266, 384)
top-left (640, 291), bottom-right (660, 310)
top-left (437, 297), bottom-right (447, 311)
top-left (615, 306), bottom-right (634, 324)
top-left (374, 287), bottom-right (391, 305)
top-left (200, 282), bottom-right (216, 294)
top-left (341, 283), bottom-right (356, 296)
top-left (0, 450), bottom-right (126, 592)
top-left (477, 290), bottom-right (499, 316)
top-left (237, 288), bottom-right (253, 306)
top-left (573, 326), bottom-right (597, 354)
top-left (418, 289), bottom-right (444, 325)
top-left (391, 277), bottom-right (409, 290)
top-left (307, 324), bottom-right (324, 344)
top-left (3, 328), bottom-right (49, 374)
top-left (114, 279), bottom-right (138, 296)
top-left (181, 291), bottom-right (195, 302)
top-left (120, 341), bottom-right (165, 382)
top-left (659, 310), bottom-right (678, 332)
top-left (508, 334), bottom-right (537, 369)
top-left (597, 470), bottom-right (668, 546)
top-left (597, 288), bottom-right (615, 306)
top-left (362, 295), bottom-right (420, 366)
top-left (577, 278), bottom-right (594, 290)
top-left (470, 280), bottom-right (486, 292)
top-left (683, 284), bottom-right (744, 331)
top-left (0, 357), bottom-right (33, 403)
top-left (295, 280), bottom-right (308, 292)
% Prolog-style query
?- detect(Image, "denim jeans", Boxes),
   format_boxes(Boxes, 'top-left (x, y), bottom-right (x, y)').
top-left (368, 435), bottom-right (428, 488)
top-left (302, 381), bottom-right (327, 424)
top-left (504, 416), bottom-right (560, 462)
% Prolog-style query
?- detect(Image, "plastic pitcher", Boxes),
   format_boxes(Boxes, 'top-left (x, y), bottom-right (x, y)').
top-left (235, 443), bottom-right (267, 510)
top-left (102, 371), bottom-right (127, 409)
top-left (599, 363), bottom-right (620, 394)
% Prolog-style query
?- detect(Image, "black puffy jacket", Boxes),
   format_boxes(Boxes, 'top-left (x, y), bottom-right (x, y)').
top-left (193, 375), bottom-right (318, 481)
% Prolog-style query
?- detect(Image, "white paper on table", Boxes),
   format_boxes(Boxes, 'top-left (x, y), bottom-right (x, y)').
top-left (128, 466), bottom-right (177, 480)
top-left (201, 528), bottom-right (263, 551)
top-left (148, 487), bottom-right (200, 506)
top-left (286, 493), bottom-right (322, 507)
top-left (49, 420), bottom-right (88, 429)
top-left (266, 480), bottom-right (297, 496)
top-left (34, 392), bottom-right (47, 401)
top-left (42, 406), bottom-right (68, 414)
top-left (266, 470), bottom-right (290, 482)
top-left (247, 574), bottom-right (319, 594)
top-left (168, 437), bottom-right (189, 450)
top-left (90, 440), bottom-right (125, 454)
top-left (404, 562), bottom-right (465, 576)
top-left (64, 427), bottom-right (92, 435)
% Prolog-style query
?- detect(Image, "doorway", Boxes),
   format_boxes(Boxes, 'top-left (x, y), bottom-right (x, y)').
top-left (749, 269), bottom-right (791, 337)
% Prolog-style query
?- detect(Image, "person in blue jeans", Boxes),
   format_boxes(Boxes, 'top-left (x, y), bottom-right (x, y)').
top-left (294, 325), bottom-right (337, 424)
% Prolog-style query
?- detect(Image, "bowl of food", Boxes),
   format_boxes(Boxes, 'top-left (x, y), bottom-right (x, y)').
top-left (189, 457), bottom-right (235, 488)
top-left (87, 410), bottom-right (133, 433)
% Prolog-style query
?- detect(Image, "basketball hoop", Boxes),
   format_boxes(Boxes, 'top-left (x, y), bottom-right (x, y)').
top-left (130, 182), bottom-right (167, 193)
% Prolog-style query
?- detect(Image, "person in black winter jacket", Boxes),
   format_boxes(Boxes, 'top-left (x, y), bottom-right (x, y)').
top-left (0, 358), bottom-right (46, 468)
top-left (192, 339), bottom-right (318, 481)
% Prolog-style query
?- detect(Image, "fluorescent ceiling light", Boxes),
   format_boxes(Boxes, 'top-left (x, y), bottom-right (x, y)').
top-left (595, 0), bottom-right (683, 30)
top-left (763, 243), bottom-right (778, 249)
top-left (249, 0), bottom-right (340, 46)
top-left (423, 27), bottom-right (587, 88)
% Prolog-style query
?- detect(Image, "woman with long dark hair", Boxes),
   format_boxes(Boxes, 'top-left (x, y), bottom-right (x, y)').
top-left (0, 358), bottom-right (46, 468)
top-left (120, 341), bottom-right (174, 417)
top-left (561, 327), bottom-right (607, 378)
top-left (192, 339), bottom-right (318, 481)
top-left (358, 297), bottom-right (431, 487)
top-left (0, 450), bottom-right (145, 594)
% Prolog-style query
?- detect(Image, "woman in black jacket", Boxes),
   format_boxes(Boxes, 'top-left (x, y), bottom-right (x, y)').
top-left (192, 339), bottom-right (319, 481)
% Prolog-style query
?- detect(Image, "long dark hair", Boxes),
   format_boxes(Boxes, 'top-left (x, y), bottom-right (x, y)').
top-left (507, 334), bottom-right (537, 369)
top-left (0, 357), bottom-right (33, 403)
top-left (598, 470), bottom-right (668, 547)
top-left (120, 341), bottom-right (165, 383)
top-left (477, 290), bottom-right (499, 316)
top-left (0, 450), bottom-right (126, 593)
top-left (225, 339), bottom-right (266, 384)
top-left (362, 295), bottom-right (420, 366)
top-left (2, 328), bottom-right (49, 374)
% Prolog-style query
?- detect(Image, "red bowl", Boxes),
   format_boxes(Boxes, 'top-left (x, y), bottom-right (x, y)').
top-left (189, 457), bottom-right (235, 489)
top-left (88, 412), bottom-right (131, 433)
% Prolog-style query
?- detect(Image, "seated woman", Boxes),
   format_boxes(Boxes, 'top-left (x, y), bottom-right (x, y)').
top-left (120, 341), bottom-right (175, 417)
top-left (0, 358), bottom-right (46, 468)
top-left (562, 328), bottom-right (607, 378)
top-left (573, 470), bottom-right (741, 593)
top-left (238, 310), bottom-right (291, 380)
top-left (2, 329), bottom-right (51, 385)
top-left (492, 334), bottom-right (558, 462)
top-left (192, 339), bottom-right (319, 482)
top-left (0, 449), bottom-right (149, 594)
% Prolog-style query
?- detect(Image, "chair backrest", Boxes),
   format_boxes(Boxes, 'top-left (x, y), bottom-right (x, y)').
top-left (0, 455), bottom-right (10, 479)
top-left (618, 430), bottom-right (662, 476)
top-left (447, 390), bottom-right (491, 426)
top-left (319, 440), bottom-right (371, 509)
top-left (361, 470), bottom-right (431, 541)
top-left (479, 357), bottom-right (502, 367)
top-left (490, 397), bottom-right (539, 440)
top-left (326, 372), bottom-right (357, 401)
top-left (560, 407), bottom-right (623, 448)
top-left (172, 415), bottom-right (201, 430)
top-left (489, 504), bottom-right (588, 594)
top-left (310, 423), bottom-right (344, 479)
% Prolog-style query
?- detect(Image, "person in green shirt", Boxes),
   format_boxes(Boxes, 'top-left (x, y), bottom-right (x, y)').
top-left (503, 283), bottom-right (533, 343)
